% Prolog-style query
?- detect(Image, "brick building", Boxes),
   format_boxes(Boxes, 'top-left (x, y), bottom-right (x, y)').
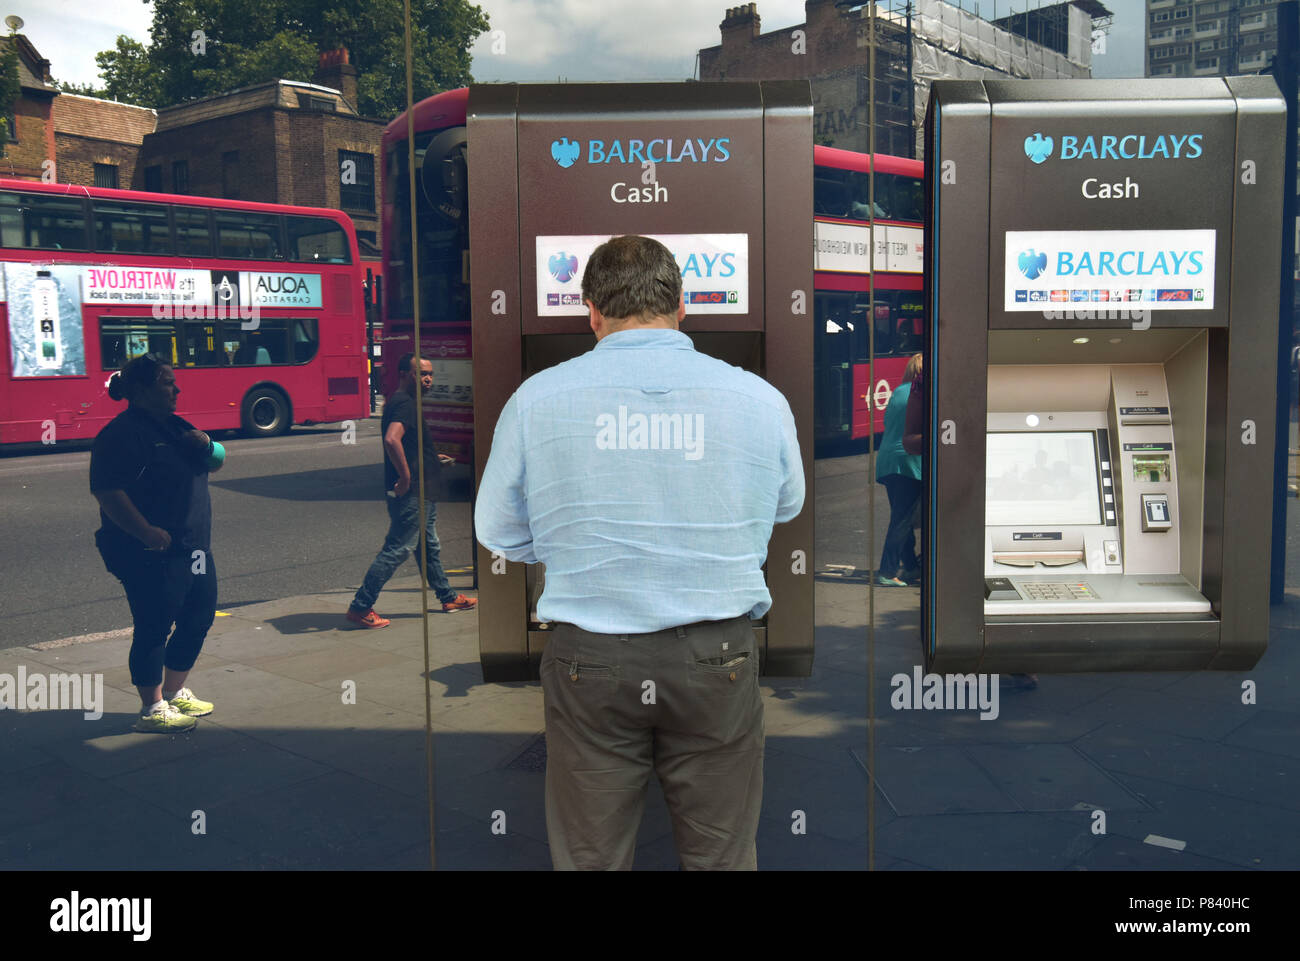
top-left (136, 51), bottom-right (385, 257)
top-left (53, 93), bottom-right (156, 189)
top-left (0, 33), bottom-right (57, 180)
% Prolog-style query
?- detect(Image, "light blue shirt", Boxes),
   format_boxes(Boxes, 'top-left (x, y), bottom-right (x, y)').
top-left (475, 328), bottom-right (805, 634)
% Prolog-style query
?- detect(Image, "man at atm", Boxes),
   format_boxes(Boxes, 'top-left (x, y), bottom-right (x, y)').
top-left (475, 235), bottom-right (805, 871)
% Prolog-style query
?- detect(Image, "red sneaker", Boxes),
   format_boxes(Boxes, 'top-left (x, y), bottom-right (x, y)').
top-left (346, 608), bottom-right (390, 629)
top-left (441, 594), bottom-right (478, 613)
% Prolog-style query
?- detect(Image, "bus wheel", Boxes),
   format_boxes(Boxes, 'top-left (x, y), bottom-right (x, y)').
top-left (241, 387), bottom-right (290, 437)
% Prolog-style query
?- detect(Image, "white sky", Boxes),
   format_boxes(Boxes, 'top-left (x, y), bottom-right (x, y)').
top-left (10, 0), bottom-right (1146, 93)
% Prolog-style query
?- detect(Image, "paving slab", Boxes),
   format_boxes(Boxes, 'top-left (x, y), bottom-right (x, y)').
top-left (863, 745), bottom-right (1020, 816)
top-left (199, 770), bottom-right (433, 869)
top-left (876, 811), bottom-right (1102, 870)
top-left (963, 743), bottom-right (1148, 813)
top-left (1106, 772), bottom-right (1296, 869)
top-left (1075, 723), bottom-right (1300, 813)
top-left (106, 731), bottom-right (332, 817)
top-left (1072, 834), bottom-right (1244, 870)
top-left (1221, 709), bottom-right (1300, 761)
top-left (760, 745), bottom-right (873, 840)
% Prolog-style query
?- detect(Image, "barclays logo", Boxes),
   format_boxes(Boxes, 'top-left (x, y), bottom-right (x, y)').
top-left (1017, 249), bottom-right (1049, 280)
top-left (550, 136), bottom-right (732, 168)
top-left (548, 251), bottom-right (579, 283)
top-left (1024, 133), bottom-right (1054, 165)
top-left (1022, 131), bottom-right (1203, 164)
top-left (551, 138), bottom-right (581, 169)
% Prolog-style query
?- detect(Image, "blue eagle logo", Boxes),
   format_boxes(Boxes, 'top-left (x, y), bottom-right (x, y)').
top-left (1017, 249), bottom-right (1049, 280)
top-left (1024, 133), bottom-right (1054, 165)
top-left (550, 138), bottom-right (580, 169)
top-left (548, 252), bottom-right (579, 283)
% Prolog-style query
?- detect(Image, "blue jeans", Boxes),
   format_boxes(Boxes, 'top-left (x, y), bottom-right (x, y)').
top-left (351, 493), bottom-right (457, 610)
top-left (878, 474), bottom-right (921, 578)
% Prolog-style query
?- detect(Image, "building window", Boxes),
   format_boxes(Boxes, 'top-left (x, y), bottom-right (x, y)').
top-left (1173, 8), bottom-right (1190, 18)
top-left (143, 165), bottom-right (162, 193)
top-left (222, 151), bottom-right (239, 199)
top-left (172, 160), bottom-right (189, 195)
top-left (93, 164), bottom-right (119, 190)
top-left (1196, 57), bottom-right (1219, 70)
top-left (338, 150), bottom-right (374, 212)
top-left (1196, 19), bottom-right (1220, 32)
top-left (1151, 64), bottom-right (1174, 75)
top-left (296, 93), bottom-right (336, 112)
top-left (1152, 11), bottom-right (1171, 21)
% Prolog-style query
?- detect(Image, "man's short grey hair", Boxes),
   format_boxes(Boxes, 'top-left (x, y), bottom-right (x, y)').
top-left (581, 235), bottom-right (682, 324)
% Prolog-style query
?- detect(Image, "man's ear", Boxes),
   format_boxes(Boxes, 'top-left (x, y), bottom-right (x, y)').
top-left (676, 290), bottom-right (686, 326)
top-left (587, 300), bottom-right (603, 338)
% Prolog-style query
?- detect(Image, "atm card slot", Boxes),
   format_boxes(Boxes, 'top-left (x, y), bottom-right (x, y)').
top-left (992, 551), bottom-right (1084, 568)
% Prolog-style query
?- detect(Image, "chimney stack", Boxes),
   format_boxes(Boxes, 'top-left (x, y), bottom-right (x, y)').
top-left (314, 48), bottom-right (358, 110)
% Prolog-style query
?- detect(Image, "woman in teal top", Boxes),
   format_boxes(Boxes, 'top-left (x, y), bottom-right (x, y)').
top-left (876, 353), bottom-right (923, 586)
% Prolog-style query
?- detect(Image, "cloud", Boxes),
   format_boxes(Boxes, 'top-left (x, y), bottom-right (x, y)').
top-left (470, 0), bottom-right (810, 81)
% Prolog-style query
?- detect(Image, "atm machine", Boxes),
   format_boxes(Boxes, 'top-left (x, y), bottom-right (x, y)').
top-left (467, 82), bottom-right (815, 682)
top-left (924, 78), bottom-right (1285, 674)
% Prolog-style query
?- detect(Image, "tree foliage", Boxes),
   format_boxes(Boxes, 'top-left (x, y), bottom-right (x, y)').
top-left (0, 37), bottom-right (21, 156)
top-left (92, 0), bottom-right (489, 118)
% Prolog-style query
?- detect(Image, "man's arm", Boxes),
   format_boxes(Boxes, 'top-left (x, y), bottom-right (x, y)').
top-left (384, 420), bottom-right (412, 495)
top-left (475, 394), bottom-right (537, 563)
top-left (775, 402), bottom-right (805, 523)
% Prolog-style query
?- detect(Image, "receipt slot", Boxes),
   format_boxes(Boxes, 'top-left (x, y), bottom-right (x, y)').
top-left (923, 78), bottom-right (1285, 673)
top-left (468, 83), bottom-right (814, 682)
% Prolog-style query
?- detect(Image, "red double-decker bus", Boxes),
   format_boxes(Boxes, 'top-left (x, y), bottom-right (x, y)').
top-left (812, 146), bottom-right (924, 451)
top-left (381, 89), bottom-right (923, 459)
top-left (0, 179), bottom-right (369, 445)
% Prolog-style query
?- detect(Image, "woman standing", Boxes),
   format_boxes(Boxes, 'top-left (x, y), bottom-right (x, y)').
top-left (90, 354), bottom-right (225, 732)
top-left (876, 353), bottom-right (923, 587)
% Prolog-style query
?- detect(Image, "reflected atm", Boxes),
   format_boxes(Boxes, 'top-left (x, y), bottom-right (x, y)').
top-left (924, 78), bottom-right (1285, 673)
top-left (468, 83), bottom-right (814, 682)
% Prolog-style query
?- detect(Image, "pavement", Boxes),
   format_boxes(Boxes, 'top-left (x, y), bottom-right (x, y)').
top-left (2, 452), bottom-right (1299, 870)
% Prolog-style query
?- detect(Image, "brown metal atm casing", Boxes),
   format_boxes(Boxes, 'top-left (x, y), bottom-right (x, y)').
top-left (923, 78), bottom-right (1285, 673)
top-left (468, 82), bottom-right (814, 682)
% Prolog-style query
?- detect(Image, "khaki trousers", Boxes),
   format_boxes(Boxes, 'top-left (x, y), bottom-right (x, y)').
top-left (540, 614), bottom-right (764, 871)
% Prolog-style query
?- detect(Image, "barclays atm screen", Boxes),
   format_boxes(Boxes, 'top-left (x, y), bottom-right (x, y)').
top-left (986, 431), bottom-right (1102, 528)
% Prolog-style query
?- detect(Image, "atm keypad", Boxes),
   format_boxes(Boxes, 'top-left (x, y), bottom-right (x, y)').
top-left (1020, 581), bottom-right (1097, 601)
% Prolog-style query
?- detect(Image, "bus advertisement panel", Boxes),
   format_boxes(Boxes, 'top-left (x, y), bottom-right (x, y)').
top-left (0, 180), bottom-right (369, 445)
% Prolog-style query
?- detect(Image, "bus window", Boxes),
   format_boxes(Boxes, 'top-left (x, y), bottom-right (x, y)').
top-left (0, 192), bottom-right (89, 251)
top-left (875, 173), bottom-right (923, 223)
top-left (813, 167), bottom-right (850, 218)
top-left (93, 201), bottom-right (171, 255)
top-left (291, 318), bottom-right (319, 364)
top-left (215, 211), bottom-right (283, 260)
top-left (174, 208), bottom-right (214, 257)
top-left (178, 322), bottom-right (227, 367)
top-left (286, 216), bottom-right (351, 264)
top-left (100, 319), bottom-right (177, 370)
top-left (220, 317), bottom-right (294, 366)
